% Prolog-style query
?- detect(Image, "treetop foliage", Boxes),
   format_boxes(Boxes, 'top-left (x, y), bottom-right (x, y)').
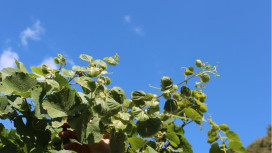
top-left (0, 53), bottom-right (246, 153)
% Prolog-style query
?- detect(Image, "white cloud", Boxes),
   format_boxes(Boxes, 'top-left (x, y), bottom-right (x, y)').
top-left (124, 15), bottom-right (131, 23)
top-left (20, 20), bottom-right (45, 46)
top-left (67, 59), bottom-right (75, 66)
top-left (42, 57), bottom-right (58, 69)
top-left (0, 48), bottom-right (19, 70)
top-left (134, 27), bottom-right (144, 36)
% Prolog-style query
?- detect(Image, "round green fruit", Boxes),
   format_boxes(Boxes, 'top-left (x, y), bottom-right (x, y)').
top-left (164, 99), bottom-right (178, 113)
top-left (87, 67), bottom-right (101, 77)
top-left (219, 124), bottom-right (229, 132)
top-left (200, 73), bottom-right (210, 83)
top-left (180, 86), bottom-right (191, 97)
top-left (161, 76), bottom-right (173, 91)
top-left (195, 59), bottom-right (202, 67)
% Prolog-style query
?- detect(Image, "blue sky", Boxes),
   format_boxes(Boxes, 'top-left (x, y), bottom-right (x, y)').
top-left (0, 0), bottom-right (270, 152)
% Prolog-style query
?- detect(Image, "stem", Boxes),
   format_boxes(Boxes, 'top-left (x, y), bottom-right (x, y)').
top-left (156, 69), bottom-right (203, 99)
top-left (218, 131), bottom-right (228, 153)
top-left (69, 82), bottom-right (78, 85)
top-left (177, 69), bottom-right (203, 86)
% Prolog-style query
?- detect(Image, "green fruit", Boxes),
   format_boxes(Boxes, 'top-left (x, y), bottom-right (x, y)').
top-left (180, 86), bottom-right (191, 97)
top-left (104, 77), bottom-right (111, 85)
top-left (195, 59), bottom-right (202, 67)
top-left (162, 90), bottom-right (171, 99)
top-left (41, 64), bottom-right (50, 74)
top-left (161, 76), bottom-right (173, 91)
top-left (136, 118), bottom-right (162, 138)
top-left (173, 92), bottom-right (181, 100)
top-left (87, 67), bottom-right (101, 77)
top-left (184, 66), bottom-right (194, 76)
top-left (172, 85), bottom-right (178, 91)
top-left (54, 57), bottom-right (60, 64)
top-left (200, 73), bottom-right (210, 83)
top-left (219, 124), bottom-right (229, 132)
top-left (199, 104), bottom-right (207, 113)
top-left (144, 93), bottom-right (154, 101)
top-left (164, 99), bottom-right (178, 113)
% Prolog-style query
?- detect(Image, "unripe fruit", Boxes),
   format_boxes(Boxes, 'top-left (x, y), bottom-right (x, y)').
top-left (104, 77), bottom-right (111, 85)
top-left (184, 66), bottom-right (194, 75)
top-left (87, 67), bottom-right (101, 77)
top-left (144, 93), bottom-right (154, 101)
top-left (219, 124), bottom-right (229, 132)
top-left (161, 76), bottom-right (173, 91)
top-left (54, 57), bottom-right (60, 64)
top-left (41, 64), bottom-right (49, 74)
top-left (195, 59), bottom-right (202, 67)
top-left (162, 90), bottom-right (171, 99)
top-left (180, 86), bottom-right (191, 97)
top-left (200, 73), bottom-right (210, 83)
top-left (173, 92), bottom-right (181, 100)
top-left (199, 104), bottom-right (207, 113)
top-left (164, 99), bottom-right (178, 113)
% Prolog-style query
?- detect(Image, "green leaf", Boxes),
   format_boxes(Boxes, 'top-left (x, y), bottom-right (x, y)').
top-left (14, 117), bottom-right (51, 148)
top-left (8, 96), bottom-right (28, 113)
top-left (0, 72), bottom-right (37, 94)
top-left (12, 91), bottom-right (31, 98)
top-left (118, 112), bottom-right (131, 121)
top-left (161, 76), bottom-right (173, 91)
top-left (77, 92), bottom-right (92, 104)
top-left (72, 66), bottom-right (89, 71)
top-left (114, 53), bottom-right (119, 63)
top-left (62, 68), bottom-right (75, 77)
top-left (48, 150), bottom-right (76, 153)
top-left (85, 117), bottom-right (104, 144)
top-left (167, 124), bottom-right (184, 136)
top-left (127, 137), bottom-right (147, 151)
top-left (79, 54), bottom-right (93, 63)
top-left (112, 119), bottom-right (127, 130)
top-left (225, 131), bottom-right (241, 141)
top-left (46, 79), bottom-right (60, 89)
top-left (30, 66), bottom-right (46, 76)
top-left (179, 134), bottom-right (193, 153)
top-left (147, 105), bottom-right (160, 118)
top-left (53, 73), bottom-right (69, 88)
top-left (15, 59), bottom-right (28, 73)
top-left (228, 141), bottom-right (246, 153)
top-left (31, 86), bottom-right (47, 119)
top-left (1, 68), bottom-right (21, 80)
top-left (75, 76), bottom-right (96, 92)
top-left (42, 87), bottom-right (84, 118)
top-left (166, 132), bottom-right (180, 147)
top-left (110, 131), bottom-right (127, 153)
top-left (132, 106), bottom-right (149, 121)
top-left (209, 143), bottom-right (224, 153)
top-left (145, 145), bottom-right (157, 153)
top-left (182, 108), bottom-right (202, 123)
top-left (93, 59), bottom-right (108, 70)
top-left (110, 86), bottom-right (126, 104)
top-left (131, 91), bottom-right (146, 105)
top-left (106, 96), bottom-right (122, 115)
top-left (104, 57), bottom-right (116, 66)
top-left (136, 117), bottom-right (161, 138)
top-left (0, 96), bottom-right (16, 119)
